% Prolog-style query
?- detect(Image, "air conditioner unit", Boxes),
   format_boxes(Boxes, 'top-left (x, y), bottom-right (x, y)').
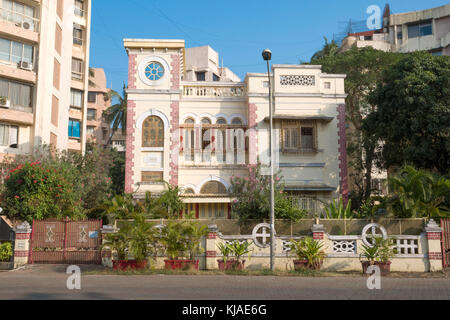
top-left (18, 61), bottom-right (33, 71)
top-left (0, 98), bottom-right (10, 109)
top-left (22, 22), bottom-right (31, 30)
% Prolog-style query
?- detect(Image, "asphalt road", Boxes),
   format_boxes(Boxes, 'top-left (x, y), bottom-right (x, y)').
top-left (0, 265), bottom-right (449, 300)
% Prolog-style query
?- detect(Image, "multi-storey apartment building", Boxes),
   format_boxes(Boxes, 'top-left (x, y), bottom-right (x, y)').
top-left (340, 4), bottom-right (450, 196)
top-left (124, 39), bottom-right (348, 218)
top-left (86, 68), bottom-right (110, 146)
top-left (341, 4), bottom-right (450, 56)
top-left (0, 0), bottom-right (91, 162)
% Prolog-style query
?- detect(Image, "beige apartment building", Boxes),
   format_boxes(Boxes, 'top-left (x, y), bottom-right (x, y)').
top-left (86, 68), bottom-right (111, 146)
top-left (341, 4), bottom-right (450, 56)
top-left (0, 0), bottom-right (92, 162)
top-left (124, 39), bottom-right (348, 218)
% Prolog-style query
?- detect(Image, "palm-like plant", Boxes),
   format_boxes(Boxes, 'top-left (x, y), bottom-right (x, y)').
top-left (324, 198), bottom-right (353, 219)
top-left (229, 240), bottom-right (253, 263)
top-left (289, 237), bottom-right (325, 269)
top-left (103, 85), bottom-right (127, 147)
top-left (127, 213), bottom-right (157, 262)
top-left (388, 165), bottom-right (450, 218)
top-left (310, 37), bottom-right (340, 61)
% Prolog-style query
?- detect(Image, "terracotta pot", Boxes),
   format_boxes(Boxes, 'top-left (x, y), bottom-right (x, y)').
top-left (164, 259), bottom-right (199, 271)
top-left (112, 259), bottom-right (148, 271)
top-left (361, 261), bottom-right (391, 276)
top-left (217, 259), bottom-right (246, 271)
top-left (293, 260), bottom-right (323, 271)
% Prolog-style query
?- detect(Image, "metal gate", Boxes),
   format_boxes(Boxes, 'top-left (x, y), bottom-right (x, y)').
top-left (441, 219), bottom-right (450, 268)
top-left (31, 219), bottom-right (102, 264)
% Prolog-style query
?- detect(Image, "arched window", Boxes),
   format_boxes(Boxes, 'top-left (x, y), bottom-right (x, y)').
top-left (183, 188), bottom-right (195, 195)
top-left (142, 116), bottom-right (164, 147)
top-left (216, 118), bottom-right (227, 125)
top-left (231, 118), bottom-right (243, 125)
top-left (200, 181), bottom-right (228, 195)
top-left (184, 118), bottom-right (195, 161)
top-left (201, 118), bottom-right (212, 162)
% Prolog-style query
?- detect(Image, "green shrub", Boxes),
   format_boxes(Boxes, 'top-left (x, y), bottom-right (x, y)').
top-left (0, 242), bottom-right (12, 262)
top-left (1, 161), bottom-right (84, 222)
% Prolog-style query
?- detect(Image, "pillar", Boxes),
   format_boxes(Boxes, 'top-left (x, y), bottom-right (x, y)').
top-left (14, 221), bottom-right (32, 268)
top-left (205, 224), bottom-right (218, 270)
top-left (425, 219), bottom-right (443, 272)
top-left (100, 225), bottom-right (118, 268)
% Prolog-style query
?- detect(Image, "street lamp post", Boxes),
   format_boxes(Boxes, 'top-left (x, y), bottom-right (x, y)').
top-left (262, 49), bottom-right (275, 271)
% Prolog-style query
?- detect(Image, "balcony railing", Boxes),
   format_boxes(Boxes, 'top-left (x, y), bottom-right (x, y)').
top-left (0, 8), bottom-right (40, 32)
top-left (182, 83), bottom-right (245, 98)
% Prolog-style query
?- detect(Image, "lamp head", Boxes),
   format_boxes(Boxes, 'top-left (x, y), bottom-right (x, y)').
top-left (262, 49), bottom-right (272, 61)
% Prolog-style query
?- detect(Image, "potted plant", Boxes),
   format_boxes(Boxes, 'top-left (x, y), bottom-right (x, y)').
top-left (217, 242), bottom-right (233, 271)
top-left (161, 219), bottom-right (207, 270)
top-left (289, 237), bottom-right (326, 271)
top-left (0, 242), bottom-right (13, 270)
top-left (218, 240), bottom-right (253, 271)
top-left (182, 220), bottom-right (208, 270)
top-left (360, 237), bottom-right (396, 276)
top-left (102, 231), bottom-right (129, 271)
top-left (127, 213), bottom-right (157, 270)
top-left (102, 214), bottom-right (156, 271)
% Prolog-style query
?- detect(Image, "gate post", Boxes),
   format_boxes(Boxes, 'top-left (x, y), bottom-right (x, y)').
top-left (205, 224), bottom-right (218, 270)
top-left (100, 225), bottom-right (117, 267)
top-left (425, 219), bottom-right (443, 272)
top-left (14, 222), bottom-right (32, 268)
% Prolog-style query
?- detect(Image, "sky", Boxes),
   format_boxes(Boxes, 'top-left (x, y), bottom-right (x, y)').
top-left (89, 0), bottom-right (450, 93)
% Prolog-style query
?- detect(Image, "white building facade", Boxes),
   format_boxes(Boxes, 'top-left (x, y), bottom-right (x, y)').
top-left (124, 39), bottom-right (348, 218)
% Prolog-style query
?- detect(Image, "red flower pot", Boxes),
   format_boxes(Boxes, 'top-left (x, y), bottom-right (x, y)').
top-left (361, 261), bottom-right (391, 276)
top-left (217, 259), bottom-right (246, 271)
top-left (112, 259), bottom-right (148, 271)
top-left (164, 259), bottom-right (199, 271)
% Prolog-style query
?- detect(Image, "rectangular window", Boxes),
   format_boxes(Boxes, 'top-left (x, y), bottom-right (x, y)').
top-left (87, 92), bottom-right (96, 103)
top-left (408, 21), bottom-right (432, 38)
top-left (213, 74), bottom-right (220, 81)
top-left (74, 0), bottom-right (84, 17)
top-left (0, 78), bottom-right (32, 108)
top-left (68, 119), bottom-right (81, 139)
top-left (0, 37), bottom-right (34, 65)
top-left (196, 72), bottom-right (206, 81)
top-left (70, 89), bottom-right (83, 108)
top-left (141, 171), bottom-right (163, 183)
top-left (87, 108), bottom-right (96, 121)
top-left (71, 58), bottom-right (83, 80)
top-left (0, 123), bottom-right (18, 147)
top-left (1, 0), bottom-right (36, 28)
top-left (73, 24), bottom-right (83, 45)
top-left (86, 126), bottom-right (95, 135)
top-left (281, 120), bottom-right (317, 154)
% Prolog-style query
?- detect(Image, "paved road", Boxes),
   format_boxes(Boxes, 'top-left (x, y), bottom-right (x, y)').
top-left (0, 265), bottom-right (449, 300)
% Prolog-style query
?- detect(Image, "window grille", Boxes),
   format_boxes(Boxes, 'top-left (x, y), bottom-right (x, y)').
top-left (280, 75), bottom-right (315, 86)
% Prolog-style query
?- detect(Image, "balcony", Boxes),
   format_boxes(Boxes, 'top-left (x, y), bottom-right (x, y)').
top-left (0, 7), bottom-right (40, 33)
top-left (182, 82), bottom-right (245, 99)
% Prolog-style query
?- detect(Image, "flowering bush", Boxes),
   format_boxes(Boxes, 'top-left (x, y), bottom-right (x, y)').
top-left (0, 144), bottom-right (117, 223)
top-left (1, 161), bottom-right (84, 222)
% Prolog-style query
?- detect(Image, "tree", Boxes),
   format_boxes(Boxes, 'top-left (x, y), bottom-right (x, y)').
top-left (310, 37), bottom-right (339, 61)
top-left (310, 46), bottom-right (403, 206)
top-left (366, 52), bottom-right (450, 174)
top-left (103, 85), bottom-right (127, 146)
top-left (229, 165), bottom-right (307, 222)
top-left (387, 165), bottom-right (450, 218)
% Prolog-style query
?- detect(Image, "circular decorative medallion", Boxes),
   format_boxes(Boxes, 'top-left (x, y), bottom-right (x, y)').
top-left (252, 223), bottom-right (275, 248)
top-left (144, 62), bottom-right (165, 81)
top-left (361, 223), bottom-right (388, 247)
